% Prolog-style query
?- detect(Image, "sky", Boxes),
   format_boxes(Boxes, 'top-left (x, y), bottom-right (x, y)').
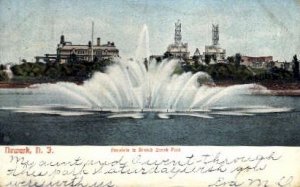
top-left (0, 0), bottom-right (300, 64)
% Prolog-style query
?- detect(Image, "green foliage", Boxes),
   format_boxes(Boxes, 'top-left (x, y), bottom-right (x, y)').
top-left (173, 64), bottom-right (184, 75)
top-left (234, 53), bottom-right (242, 67)
top-left (0, 70), bottom-right (9, 81)
top-left (204, 55), bottom-right (211, 65)
top-left (184, 62), bottom-right (293, 82)
top-left (10, 59), bottom-right (113, 81)
top-left (206, 63), bottom-right (238, 80)
top-left (12, 62), bottom-right (46, 77)
top-left (163, 51), bottom-right (173, 59)
top-left (8, 57), bottom-right (296, 83)
top-left (227, 56), bottom-right (234, 64)
top-left (45, 67), bottom-right (58, 79)
top-left (293, 55), bottom-right (299, 79)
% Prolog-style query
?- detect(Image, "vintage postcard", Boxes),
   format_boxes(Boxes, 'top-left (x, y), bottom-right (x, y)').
top-left (0, 0), bottom-right (300, 186)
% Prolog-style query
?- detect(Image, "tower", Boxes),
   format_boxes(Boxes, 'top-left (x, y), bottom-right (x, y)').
top-left (174, 20), bottom-right (182, 45)
top-left (212, 24), bottom-right (219, 46)
top-left (60, 35), bottom-right (65, 44)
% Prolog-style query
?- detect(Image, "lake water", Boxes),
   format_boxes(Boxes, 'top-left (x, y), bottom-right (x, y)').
top-left (0, 87), bottom-right (299, 146)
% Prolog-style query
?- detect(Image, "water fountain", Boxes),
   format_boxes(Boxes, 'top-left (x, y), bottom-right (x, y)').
top-left (4, 64), bottom-right (13, 79)
top-left (0, 25), bottom-right (292, 118)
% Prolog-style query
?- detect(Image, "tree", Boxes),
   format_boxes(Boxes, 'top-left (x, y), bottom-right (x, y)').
top-left (69, 53), bottom-right (78, 63)
top-left (192, 56), bottom-right (200, 68)
top-left (212, 54), bottom-right (217, 62)
top-left (0, 71), bottom-right (9, 81)
top-left (227, 56), bottom-right (234, 64)
top-left (192, 55), bottom-right (200, 62)
top-left (163, 51), bottom-right (173, 59)
top-left (292, 55), bottom-right (299, 80)
top-left (204, 55), bottom-right (211, 65)
top-left (93, 56), bottom-right (99, 63)
top-left (155, 56), bottom-right (162, 62)
top-left (266, 61), bottom-right (275, 69)
top-left (234, 53), bottom-right (242, 67)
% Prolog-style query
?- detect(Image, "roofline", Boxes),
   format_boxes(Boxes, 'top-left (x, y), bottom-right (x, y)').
top-left (242, 56), bottom-right (273, 58)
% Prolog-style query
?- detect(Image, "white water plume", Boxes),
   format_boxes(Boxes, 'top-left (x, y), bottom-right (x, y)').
top-left (135, 24), bottom-right (150, 61)
top-left (36, 58), bottom-right (214, 111)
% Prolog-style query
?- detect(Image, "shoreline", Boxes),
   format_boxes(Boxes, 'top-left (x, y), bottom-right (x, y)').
top-left (0, 81), bottom-right (83, 89)
top-left (1, 80), bottom-right (300, 96)
top-left (212, 81), bottom-right (300, 96)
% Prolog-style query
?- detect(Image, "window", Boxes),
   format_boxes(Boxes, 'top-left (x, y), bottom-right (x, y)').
top-left (77, 50), bottom-right (85, 55)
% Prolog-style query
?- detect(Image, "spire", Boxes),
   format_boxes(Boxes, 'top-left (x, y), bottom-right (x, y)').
top-left (174, 20), bottom-right (182, 45)
top-left (194, 48), bottom-right (201, 56)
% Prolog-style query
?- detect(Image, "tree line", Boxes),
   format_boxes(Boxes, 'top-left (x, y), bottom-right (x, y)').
top-left (0, 54), bottom-right (299, 83)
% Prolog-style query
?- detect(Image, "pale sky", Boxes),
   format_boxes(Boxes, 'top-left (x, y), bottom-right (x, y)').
top-left (0, 0), bottom-right (300, 64)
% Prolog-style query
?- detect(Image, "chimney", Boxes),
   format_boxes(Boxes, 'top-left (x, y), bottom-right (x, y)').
top-left (88, 41), bottom-right (92, 48)
top-left (97, 37), bottom-right (101, 46)
top-left (60, 35), bottom-right (65, 44)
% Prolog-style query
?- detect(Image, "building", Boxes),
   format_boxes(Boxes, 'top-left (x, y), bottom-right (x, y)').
top-left (166, 20), bottom-right (190, 60)
top-left (274, 61), bottom-right (292, 71)
top-left (241, 56), bottom-right (273, 68)
top-left (36, 35), bottom-right (119, 63)
top-left (204, 24), bottom-right (226, 62)
top-left (190, 48), bottom-right (204, 65)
